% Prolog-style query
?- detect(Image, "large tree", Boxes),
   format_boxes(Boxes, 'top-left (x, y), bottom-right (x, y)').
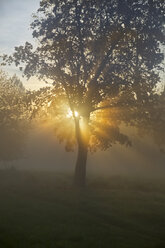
top-left (2, 0), bottom-right (165, 186)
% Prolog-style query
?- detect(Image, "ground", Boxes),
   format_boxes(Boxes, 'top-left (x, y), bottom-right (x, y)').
top-left (0, 169), bottom-right (165, 248)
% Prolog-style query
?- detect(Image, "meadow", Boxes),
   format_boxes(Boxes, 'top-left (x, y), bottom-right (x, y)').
top-left (0, 169), bottom-right (165, 248)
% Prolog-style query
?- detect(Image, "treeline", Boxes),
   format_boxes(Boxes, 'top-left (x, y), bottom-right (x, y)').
top-left (0, 70), bottom-right (27, 165)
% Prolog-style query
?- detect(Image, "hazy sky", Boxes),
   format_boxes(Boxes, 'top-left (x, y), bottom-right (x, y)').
top-left (0, 0), bottom-right (46, 89)
top-left (0, 0), bottom-right (164, 90)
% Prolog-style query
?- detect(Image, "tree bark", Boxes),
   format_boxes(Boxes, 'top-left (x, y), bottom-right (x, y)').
top-left (74, 116), bottom-right (89, 187)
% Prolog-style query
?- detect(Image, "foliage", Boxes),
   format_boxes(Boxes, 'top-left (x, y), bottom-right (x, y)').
top-left (1, 0), bottom-right (165, 152)
top-left (0, 71), bottom-right (28, 162)
top-left (146, 88), bottom-right (165, 152)
top-left (0, 71), bottom-right (25, 126)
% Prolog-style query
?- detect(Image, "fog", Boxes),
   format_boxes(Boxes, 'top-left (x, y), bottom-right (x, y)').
top-left (1, 124), bottom-right (164, 182)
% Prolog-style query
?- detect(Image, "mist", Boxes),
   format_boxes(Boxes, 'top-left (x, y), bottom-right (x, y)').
top-left (2, 124), bottom-right (164, 182)
top-left (0, 1), bottom-right (165, 246)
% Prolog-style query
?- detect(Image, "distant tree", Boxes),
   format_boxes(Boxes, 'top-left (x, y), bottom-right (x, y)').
top-left (146, 87), bottom-right (165, 152)
top-left (0, 71), bottom-right (27, 165)
top-left (2, 0), bottom-right (165, 186)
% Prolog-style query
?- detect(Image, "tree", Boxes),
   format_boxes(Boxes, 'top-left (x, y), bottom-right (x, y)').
top-left (2, 0), bottom-right (165, 186)
top-left (0, 70), bottom-right (27, 165)
top-left (142, 87), bottom-right (165, 153)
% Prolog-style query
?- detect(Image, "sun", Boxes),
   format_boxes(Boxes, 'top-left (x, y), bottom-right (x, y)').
top-left (66, 110), bottom-right (73, 118)
top-left (74, 111), bottom-right (79, 117)
top-left (66, 109), bottom-right (79, 118)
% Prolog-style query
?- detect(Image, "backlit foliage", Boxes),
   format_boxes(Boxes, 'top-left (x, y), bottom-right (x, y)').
top-left (1, 0), bottom-right (165, 152)
top-left (0, 70), bottom-right (27, 162)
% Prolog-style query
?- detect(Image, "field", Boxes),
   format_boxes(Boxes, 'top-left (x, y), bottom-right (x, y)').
top-left (0, 169), bottom-right (165, 248)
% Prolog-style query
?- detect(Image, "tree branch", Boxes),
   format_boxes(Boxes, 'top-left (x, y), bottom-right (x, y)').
top-left (75, 1), bottom-right (87, 86)
top-left (89, 31), bottom-right (124, 88)
top-left (90, 102), bottom-right (127, 113)
top-left (86, 31), bottom-right (125, 104)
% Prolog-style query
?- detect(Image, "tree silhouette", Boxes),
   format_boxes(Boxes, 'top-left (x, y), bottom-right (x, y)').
top-left (0, 71), bottom-right (27, 166)
top-left (2, 0), bottom-right (165, 186)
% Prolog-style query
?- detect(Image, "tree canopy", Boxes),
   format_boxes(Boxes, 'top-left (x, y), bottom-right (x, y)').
top-left (1, 0), bottom-right (165, 184)
top-left (0, 70), bottom-right (27, 163)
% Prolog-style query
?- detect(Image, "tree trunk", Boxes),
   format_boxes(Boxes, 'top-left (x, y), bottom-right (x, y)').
top-left (74, 136), bottom-right (88, 187)
top-left (74, 116), bottom-right (89, 187)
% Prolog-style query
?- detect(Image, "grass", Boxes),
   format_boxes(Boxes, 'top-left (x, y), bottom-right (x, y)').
top-left (0, 169), bottom-right (165, 248)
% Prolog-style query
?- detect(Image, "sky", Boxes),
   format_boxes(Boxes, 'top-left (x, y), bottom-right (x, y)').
top-left (0, 0), bottom-right (46, 90)
top-left (0, 0), bottom-right (164, 90)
